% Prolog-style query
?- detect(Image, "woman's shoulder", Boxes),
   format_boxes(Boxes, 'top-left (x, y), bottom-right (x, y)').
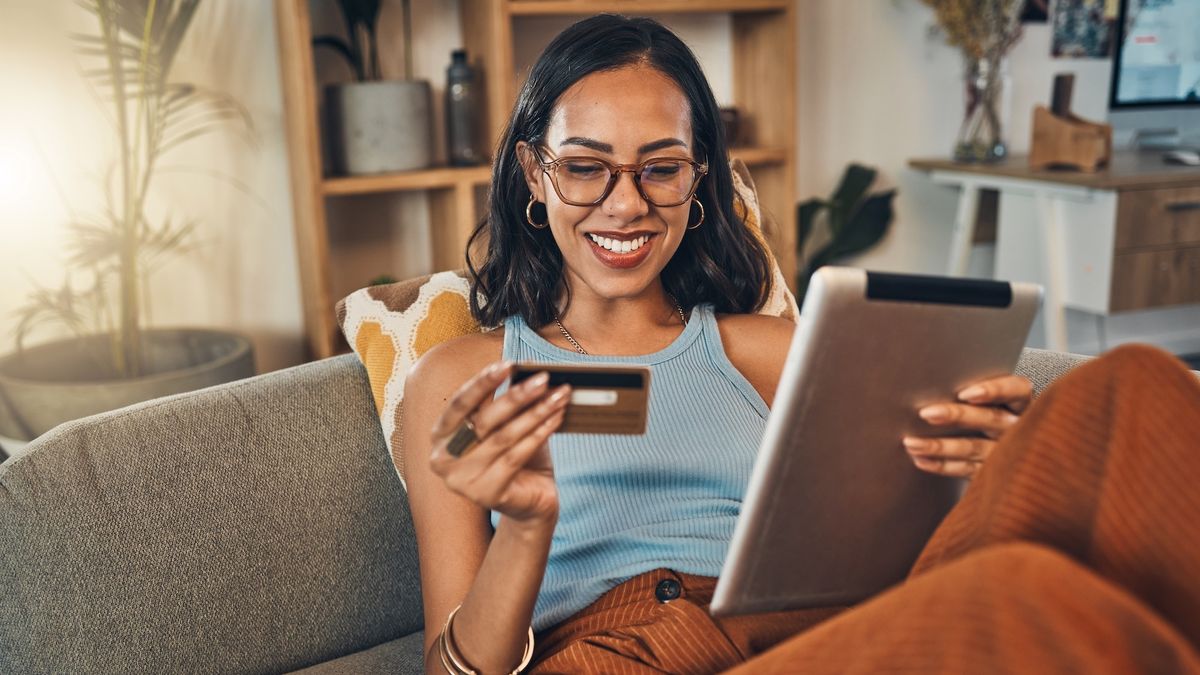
top-left (406, 328), bottom-right (506, 398)
top-left (713, 310), bottom-right (795, 330)
top-left (713, 311), bottom-right (796, 408)
top-left (714, 312), bottom-right (796, 346)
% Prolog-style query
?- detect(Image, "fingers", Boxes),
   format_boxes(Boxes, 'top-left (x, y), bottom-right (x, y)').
top-left (432, 385), bottom-right (569, 515)
top-left (918, 401), bottom-right (1020, 439)
top-left (956, 375), bottom-right (1034, 414)
top-left (430, 383), bottom-right (570, 493)
top-left (903, 436), bottom-right (993, 478)
top-left (469, 370), bottom-right (556, 438)
top-left (908, 454), bottom-right (981, 479)
top-left (903, 435), bottom-right (994, 462)
top-left (431, 360), bottom-right (513, 439)
top-left (455, 384), bottom-right (571, 473)
top-left (474, 408), bottom-right (567, 508)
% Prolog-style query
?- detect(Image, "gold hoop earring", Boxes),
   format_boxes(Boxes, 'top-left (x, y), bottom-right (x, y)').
top-left (526, 195), bottom-right (548, 229)
top-left (687, 197), bottom-right (704, 230)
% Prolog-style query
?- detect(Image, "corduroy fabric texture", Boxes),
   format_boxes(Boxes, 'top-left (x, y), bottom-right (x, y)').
top-left (0, 354), bottom-right (423, 675)
top-left (527, 344), bottom-right (1200, 674)
top-left (530, 570), bottom-right (845, 673)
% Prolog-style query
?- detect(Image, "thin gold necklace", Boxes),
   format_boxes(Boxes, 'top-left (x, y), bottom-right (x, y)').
top-left (554, 296), bottom-right (688, 356)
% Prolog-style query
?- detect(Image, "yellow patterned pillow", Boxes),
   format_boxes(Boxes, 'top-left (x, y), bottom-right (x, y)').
top-left (337, 159), bottom-right (798, 487)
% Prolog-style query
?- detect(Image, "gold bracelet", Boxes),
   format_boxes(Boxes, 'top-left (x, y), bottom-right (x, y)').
top-left (438, 604), bottom-right (535, 675)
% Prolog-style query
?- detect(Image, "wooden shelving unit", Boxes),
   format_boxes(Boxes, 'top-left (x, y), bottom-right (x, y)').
top-left (276, 0), bottom-right (797, 360)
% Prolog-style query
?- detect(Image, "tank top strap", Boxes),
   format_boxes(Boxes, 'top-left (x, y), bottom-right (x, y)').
top-left (694, 304), bottom-right (771, 418)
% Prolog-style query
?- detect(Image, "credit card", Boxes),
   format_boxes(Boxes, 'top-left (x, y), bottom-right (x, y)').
top-left (511, 363), bottom-right (651, 435)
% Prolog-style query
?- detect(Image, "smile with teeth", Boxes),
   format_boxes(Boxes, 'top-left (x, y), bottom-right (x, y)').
top-left (586, 233), bottom-right (652, 254)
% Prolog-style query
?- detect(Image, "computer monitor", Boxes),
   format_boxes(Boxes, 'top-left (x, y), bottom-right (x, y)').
top-left (1108, 0), bottom-right (1200, 149)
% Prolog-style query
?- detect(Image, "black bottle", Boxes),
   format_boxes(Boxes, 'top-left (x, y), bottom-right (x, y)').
top-left (446, 49), bottom-right (483, 166)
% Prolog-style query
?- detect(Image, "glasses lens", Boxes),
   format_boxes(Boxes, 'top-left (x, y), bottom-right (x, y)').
top-left (552, 159), bottom-right (611, 204)
top-left (639, 159), bottom-right (698, 206)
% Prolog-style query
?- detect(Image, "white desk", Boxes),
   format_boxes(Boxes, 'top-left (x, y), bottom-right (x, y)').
top-left (911, 153), bottom-right (1200, 351)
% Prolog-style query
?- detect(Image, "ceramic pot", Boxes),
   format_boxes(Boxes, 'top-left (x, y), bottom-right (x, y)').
top-left (325, 79), bottom-right (434, 174)
top-left (0, 328), bottom-right (255, 442)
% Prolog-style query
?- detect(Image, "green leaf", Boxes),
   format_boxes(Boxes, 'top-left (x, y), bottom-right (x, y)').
top-left (810, 190), bottom-right (896, 268)
top-left (161, 83), bottom-right (254, 138)
top-left (796, 198), bottom-right (825, 255)
top-left (13, 279), bottom-right (95, 351)
top-left (66, 220), bottom-right (122, 267)
top-left (139, 217), bottom-right (196, 261)
top-left (827, 164), bottom-right (877, 236)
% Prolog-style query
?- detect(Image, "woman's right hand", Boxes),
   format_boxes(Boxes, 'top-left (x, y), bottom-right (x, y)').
top-left (429, 361), bottom-right (571, 529)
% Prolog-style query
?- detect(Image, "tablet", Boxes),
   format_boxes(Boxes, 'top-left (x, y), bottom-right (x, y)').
top-left (710, 266), bottom-right (1041, 616)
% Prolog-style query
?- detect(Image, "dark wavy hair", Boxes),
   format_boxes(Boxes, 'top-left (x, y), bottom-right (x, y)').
top-left (467, 14), bottom-right (772, 328)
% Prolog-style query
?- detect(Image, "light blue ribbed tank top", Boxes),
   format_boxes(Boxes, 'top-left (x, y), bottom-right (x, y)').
top-left (496, 304), bottom-right (769, 631)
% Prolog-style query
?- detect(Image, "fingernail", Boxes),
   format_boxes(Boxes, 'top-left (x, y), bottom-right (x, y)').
top-left (549, 386), bottom-right (571, 404)
top-left (912, 455), bottom-right (940, 469)
top-left (902, 437), bottom-right (929, 451)
top-left (919, 406), bottom-right (949, 423)
top-left (524, 371), bottom-right (549, 389)
top-left (958, 385), bottom-right (986, 402)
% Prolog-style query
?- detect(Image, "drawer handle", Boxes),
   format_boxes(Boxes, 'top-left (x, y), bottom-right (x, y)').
top-left (1165, 201), bottom-right (1200, 212)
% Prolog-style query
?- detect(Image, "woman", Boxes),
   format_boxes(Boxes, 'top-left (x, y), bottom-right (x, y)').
top-left (402, 15), bottom-right (1200, 674)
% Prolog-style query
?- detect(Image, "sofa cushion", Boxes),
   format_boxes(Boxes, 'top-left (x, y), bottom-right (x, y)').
top-left (287, 631), bottom-right (426, 675)
top-left (337, 159), bottom-right (799, 487)
top-left (0, 354), bottom-right (424, 675)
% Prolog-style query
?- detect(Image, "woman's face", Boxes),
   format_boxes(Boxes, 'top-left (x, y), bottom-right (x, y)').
top-left (519, 64), bottom-right (697, 305)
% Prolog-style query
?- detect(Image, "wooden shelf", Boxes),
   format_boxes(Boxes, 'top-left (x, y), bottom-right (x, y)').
top-left (508, 0), bottom-right (789, 15)
top-left (323, 165), bottom-right (492, 196)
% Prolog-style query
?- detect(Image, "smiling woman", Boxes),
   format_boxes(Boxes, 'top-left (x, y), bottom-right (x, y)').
top-left (388, 12), bottom-right (1200, 675)
top-left (467, 18), bottom-right (772, 332)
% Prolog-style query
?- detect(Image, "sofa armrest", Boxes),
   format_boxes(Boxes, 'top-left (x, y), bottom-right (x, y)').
top-left (1015, 347), bottom-right (1093, 398)
top-left (0, 354), bottom-right (423, 674)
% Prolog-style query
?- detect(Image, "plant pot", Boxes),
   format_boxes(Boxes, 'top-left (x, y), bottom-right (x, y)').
top-left (0, 328), bottom-right (255, 442)
top-left (325, 79), bottom-right (434, 175)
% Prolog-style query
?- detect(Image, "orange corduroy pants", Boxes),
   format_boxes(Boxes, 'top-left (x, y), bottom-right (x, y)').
top-left (528, 344), bottom-right (1200, 674)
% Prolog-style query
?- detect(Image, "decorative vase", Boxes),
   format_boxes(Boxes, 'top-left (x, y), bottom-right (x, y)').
top-left (954, 56), bottom-right (1011, 163)
top-left (325, 80), bottom-right (434, 175)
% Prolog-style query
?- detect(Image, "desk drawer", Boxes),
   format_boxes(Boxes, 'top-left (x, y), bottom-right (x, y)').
top-left (1116, 186), bottom-right (1200, 250)
top-left (1110, 245), bottom-right (1200, 311)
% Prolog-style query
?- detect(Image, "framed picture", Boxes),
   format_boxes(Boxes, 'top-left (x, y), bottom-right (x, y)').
top-left (1052, 0), bottom-right (1117, 58)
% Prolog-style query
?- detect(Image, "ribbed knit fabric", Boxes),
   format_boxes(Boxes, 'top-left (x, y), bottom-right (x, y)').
top-left (527, 344), bottom-right (1200, 674)
top-left (498, 304), bottom-right (769, 632)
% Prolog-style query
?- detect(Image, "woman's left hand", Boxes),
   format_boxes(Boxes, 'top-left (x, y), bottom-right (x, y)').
top-left (902, 374), bottom-right (1033, 479)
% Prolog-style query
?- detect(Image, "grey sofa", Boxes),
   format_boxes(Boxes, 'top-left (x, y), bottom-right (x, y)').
top-left (0, 348), bottom-right (1094, 674)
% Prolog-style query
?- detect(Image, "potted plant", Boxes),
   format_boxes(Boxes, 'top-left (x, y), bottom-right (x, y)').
top-left (315, 0), bottom-right (433, 174)
top-left (0, 0), bottom-right (255, 445)
top-left (795, 164), bottom-right (897, 304)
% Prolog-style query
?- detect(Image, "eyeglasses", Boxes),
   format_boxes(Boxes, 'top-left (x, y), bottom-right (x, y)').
top-left (531, 145), bottom-right (708, 208)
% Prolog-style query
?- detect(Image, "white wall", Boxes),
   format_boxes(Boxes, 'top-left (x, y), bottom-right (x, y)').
top-left (797, 1), bottom-right (1200, 356)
